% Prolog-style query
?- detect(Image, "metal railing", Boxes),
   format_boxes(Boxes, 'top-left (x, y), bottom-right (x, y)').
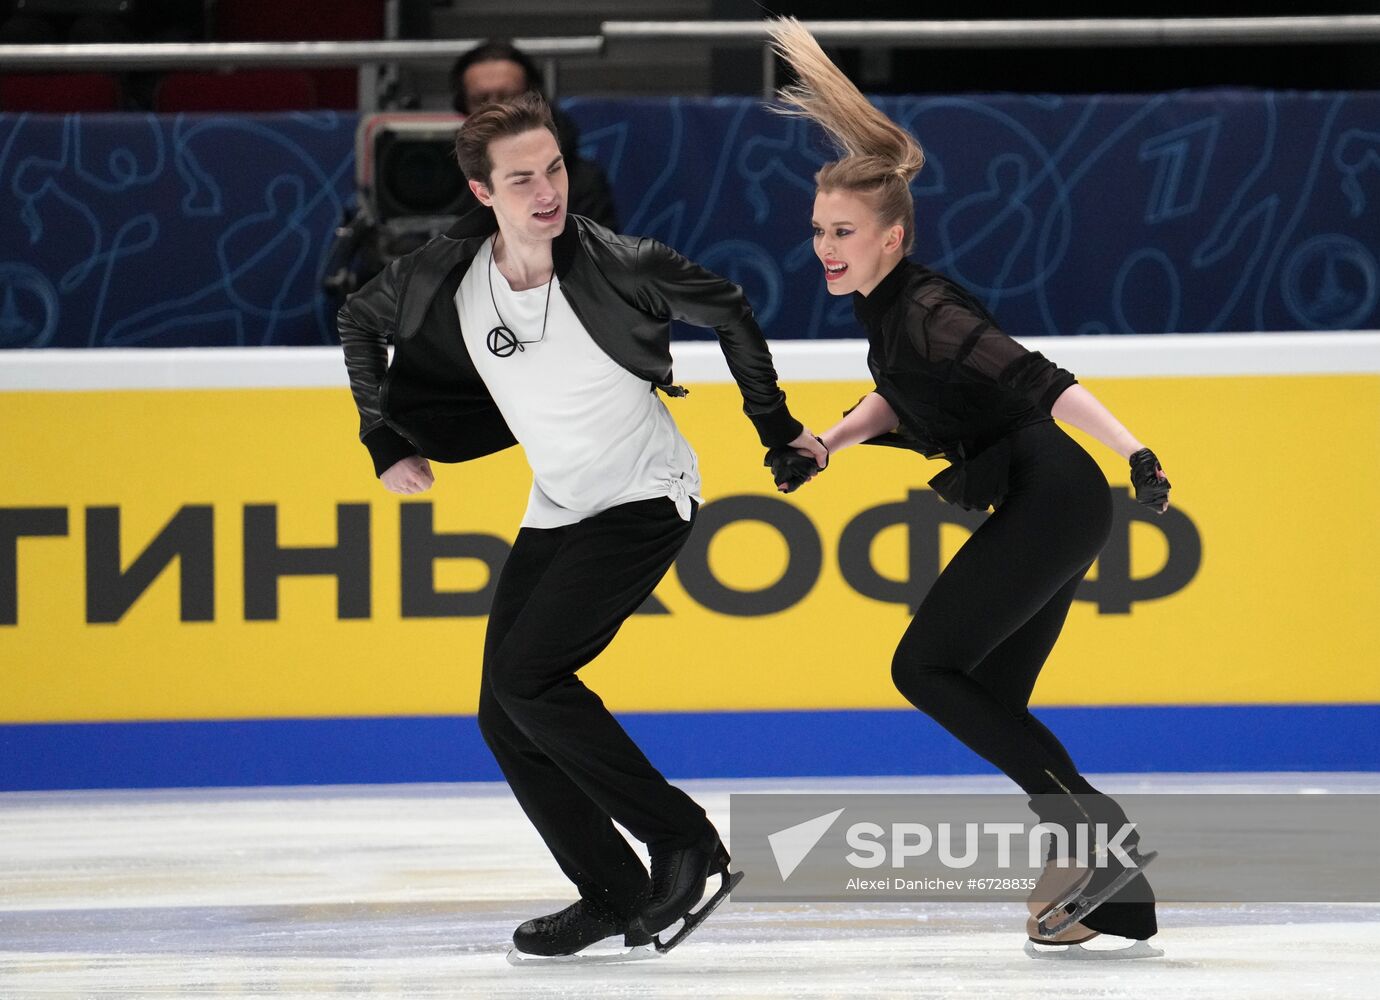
top-left (602, 16), bottom-right (1380, 97)
top-left (3, 16), bottom-right (1378, 106)
top-left (0, 37), bottom-right (604, 111)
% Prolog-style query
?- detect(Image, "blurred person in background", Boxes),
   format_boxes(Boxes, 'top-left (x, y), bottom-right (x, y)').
top-left (448, 39), bottom-right (619, 234)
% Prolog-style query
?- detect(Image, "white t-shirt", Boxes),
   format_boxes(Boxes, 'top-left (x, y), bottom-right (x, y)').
top-left (455, 236), bottom-right (701, 529)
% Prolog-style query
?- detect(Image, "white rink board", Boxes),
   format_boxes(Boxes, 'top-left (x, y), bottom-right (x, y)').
top-left (3, 331), bottom-right (1380, 391)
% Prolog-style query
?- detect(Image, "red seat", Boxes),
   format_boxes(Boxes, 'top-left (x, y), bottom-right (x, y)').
top-left (154, 70), bottom-right (318, 112)
top-left (214, 0), bottom-right (385, 109)
top-left (216, 1), bottom-right (384, 42)
top-left (0, 73), bottom-right (121, 112)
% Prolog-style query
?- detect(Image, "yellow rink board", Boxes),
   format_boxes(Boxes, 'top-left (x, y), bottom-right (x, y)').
top-left (2, 369), bottom-right (1378, 723)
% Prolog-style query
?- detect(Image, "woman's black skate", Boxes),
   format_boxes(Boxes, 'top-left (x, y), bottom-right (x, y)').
top-left (506, 899), bottom-right (655, 966)
top-left (628, 829), bottom-right (744, 954)
top-left (1029, 844), bottom-right (1161, 960)
top-left (1025, 792), bottom-right (1161, 960)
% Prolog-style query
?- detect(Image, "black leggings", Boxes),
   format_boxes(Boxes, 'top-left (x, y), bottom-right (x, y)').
top-left (892, 420), bottom-right (1112, 801)
top-left (893, 421), bottom-right (1157, 939)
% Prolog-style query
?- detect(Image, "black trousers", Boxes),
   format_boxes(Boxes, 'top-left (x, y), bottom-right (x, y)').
top-left (892, 420), bottom-right (1156, 938)
top-left (477, 497), bottom-right (710, 920)
top-left (892, 420), bottom-right (1112, 800)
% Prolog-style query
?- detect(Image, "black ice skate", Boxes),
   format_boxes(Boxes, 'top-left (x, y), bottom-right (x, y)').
top-left (505, 899), bottom-right (657, 966)
top-left (1034, 844), bottom-right (1160, 951)
top-left (628, 829), bottom-right (744, 954)
top-left (1026, 787), bottom-right (1160, 958)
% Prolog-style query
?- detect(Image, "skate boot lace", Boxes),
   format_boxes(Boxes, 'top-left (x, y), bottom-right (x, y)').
top-left (542, 900), bottom-right (596, 934)
top-left (648, 851), bottom-right (682, 902)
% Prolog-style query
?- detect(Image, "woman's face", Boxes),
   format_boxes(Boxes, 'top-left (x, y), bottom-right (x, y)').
top-left (811, 188), bottom-right (904, 297)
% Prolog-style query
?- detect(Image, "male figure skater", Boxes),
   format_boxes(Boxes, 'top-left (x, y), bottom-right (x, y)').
top-left (338, 92), bottom-right (825, 960)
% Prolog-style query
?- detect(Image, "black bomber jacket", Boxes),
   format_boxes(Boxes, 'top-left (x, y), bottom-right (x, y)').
top-left (338, 213), bottom-right (803, 476)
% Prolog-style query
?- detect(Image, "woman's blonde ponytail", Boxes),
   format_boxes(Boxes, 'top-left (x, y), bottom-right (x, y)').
top-left (768, 17), bottom-right (925, 250)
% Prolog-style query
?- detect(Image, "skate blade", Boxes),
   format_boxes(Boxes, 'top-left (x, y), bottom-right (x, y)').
top-left (652, 869), bottom-right (745, 955)
top-left (1026, 864), bottom-right (1093, 919)
top-left (1037, 850), bottom-right (1159, 938)
top-left (1034, 860), bottom-right (1102, 920)
top-left (506, 943), bottom-right (660, 966)
top-left (1035, 848), bottom-right (1155, 924)
top-left (1024, 938), bottom-right (1163, 961)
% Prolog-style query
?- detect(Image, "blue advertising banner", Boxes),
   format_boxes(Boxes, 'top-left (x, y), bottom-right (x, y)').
top-left (0, 111), bottom-right (357, 349)
top-left (1, 92), bottom-right (1377, 349)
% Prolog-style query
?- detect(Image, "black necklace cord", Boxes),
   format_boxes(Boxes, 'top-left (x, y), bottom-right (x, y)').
top-left (487, 247), bottom-right (553, 358)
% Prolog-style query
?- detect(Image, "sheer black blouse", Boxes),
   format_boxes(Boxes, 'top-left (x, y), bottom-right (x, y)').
top-left (852, 259), bottom-right (1077, 462)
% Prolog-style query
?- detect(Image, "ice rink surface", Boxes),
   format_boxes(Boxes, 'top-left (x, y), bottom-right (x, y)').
top-left (2, 773), bottom-right (1377, 999)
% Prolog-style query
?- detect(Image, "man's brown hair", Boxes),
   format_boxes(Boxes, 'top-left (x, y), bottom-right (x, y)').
top-left (454, 90), bottom-right (559, 188)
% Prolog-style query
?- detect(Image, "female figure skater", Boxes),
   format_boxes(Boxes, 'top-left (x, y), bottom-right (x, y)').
top-left (766, 18), bottom-right (1170, 958)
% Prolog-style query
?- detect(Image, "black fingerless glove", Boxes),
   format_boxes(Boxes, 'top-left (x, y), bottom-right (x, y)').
top-left (1128, 448), bottom-right (1171, 508)
top-left (765, 437), bottom-right (827, 494)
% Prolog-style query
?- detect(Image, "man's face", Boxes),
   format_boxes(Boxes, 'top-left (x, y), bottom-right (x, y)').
top-left (462, 59), bottom-right (528, 113)
top-left (469, 127), bottom-right (568, 243)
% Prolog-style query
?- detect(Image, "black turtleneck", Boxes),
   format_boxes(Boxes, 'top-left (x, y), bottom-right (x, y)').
top-left (843, 257), bottom-right (1078, 462)
top-left (852, 257), bottom-right (913, 331)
